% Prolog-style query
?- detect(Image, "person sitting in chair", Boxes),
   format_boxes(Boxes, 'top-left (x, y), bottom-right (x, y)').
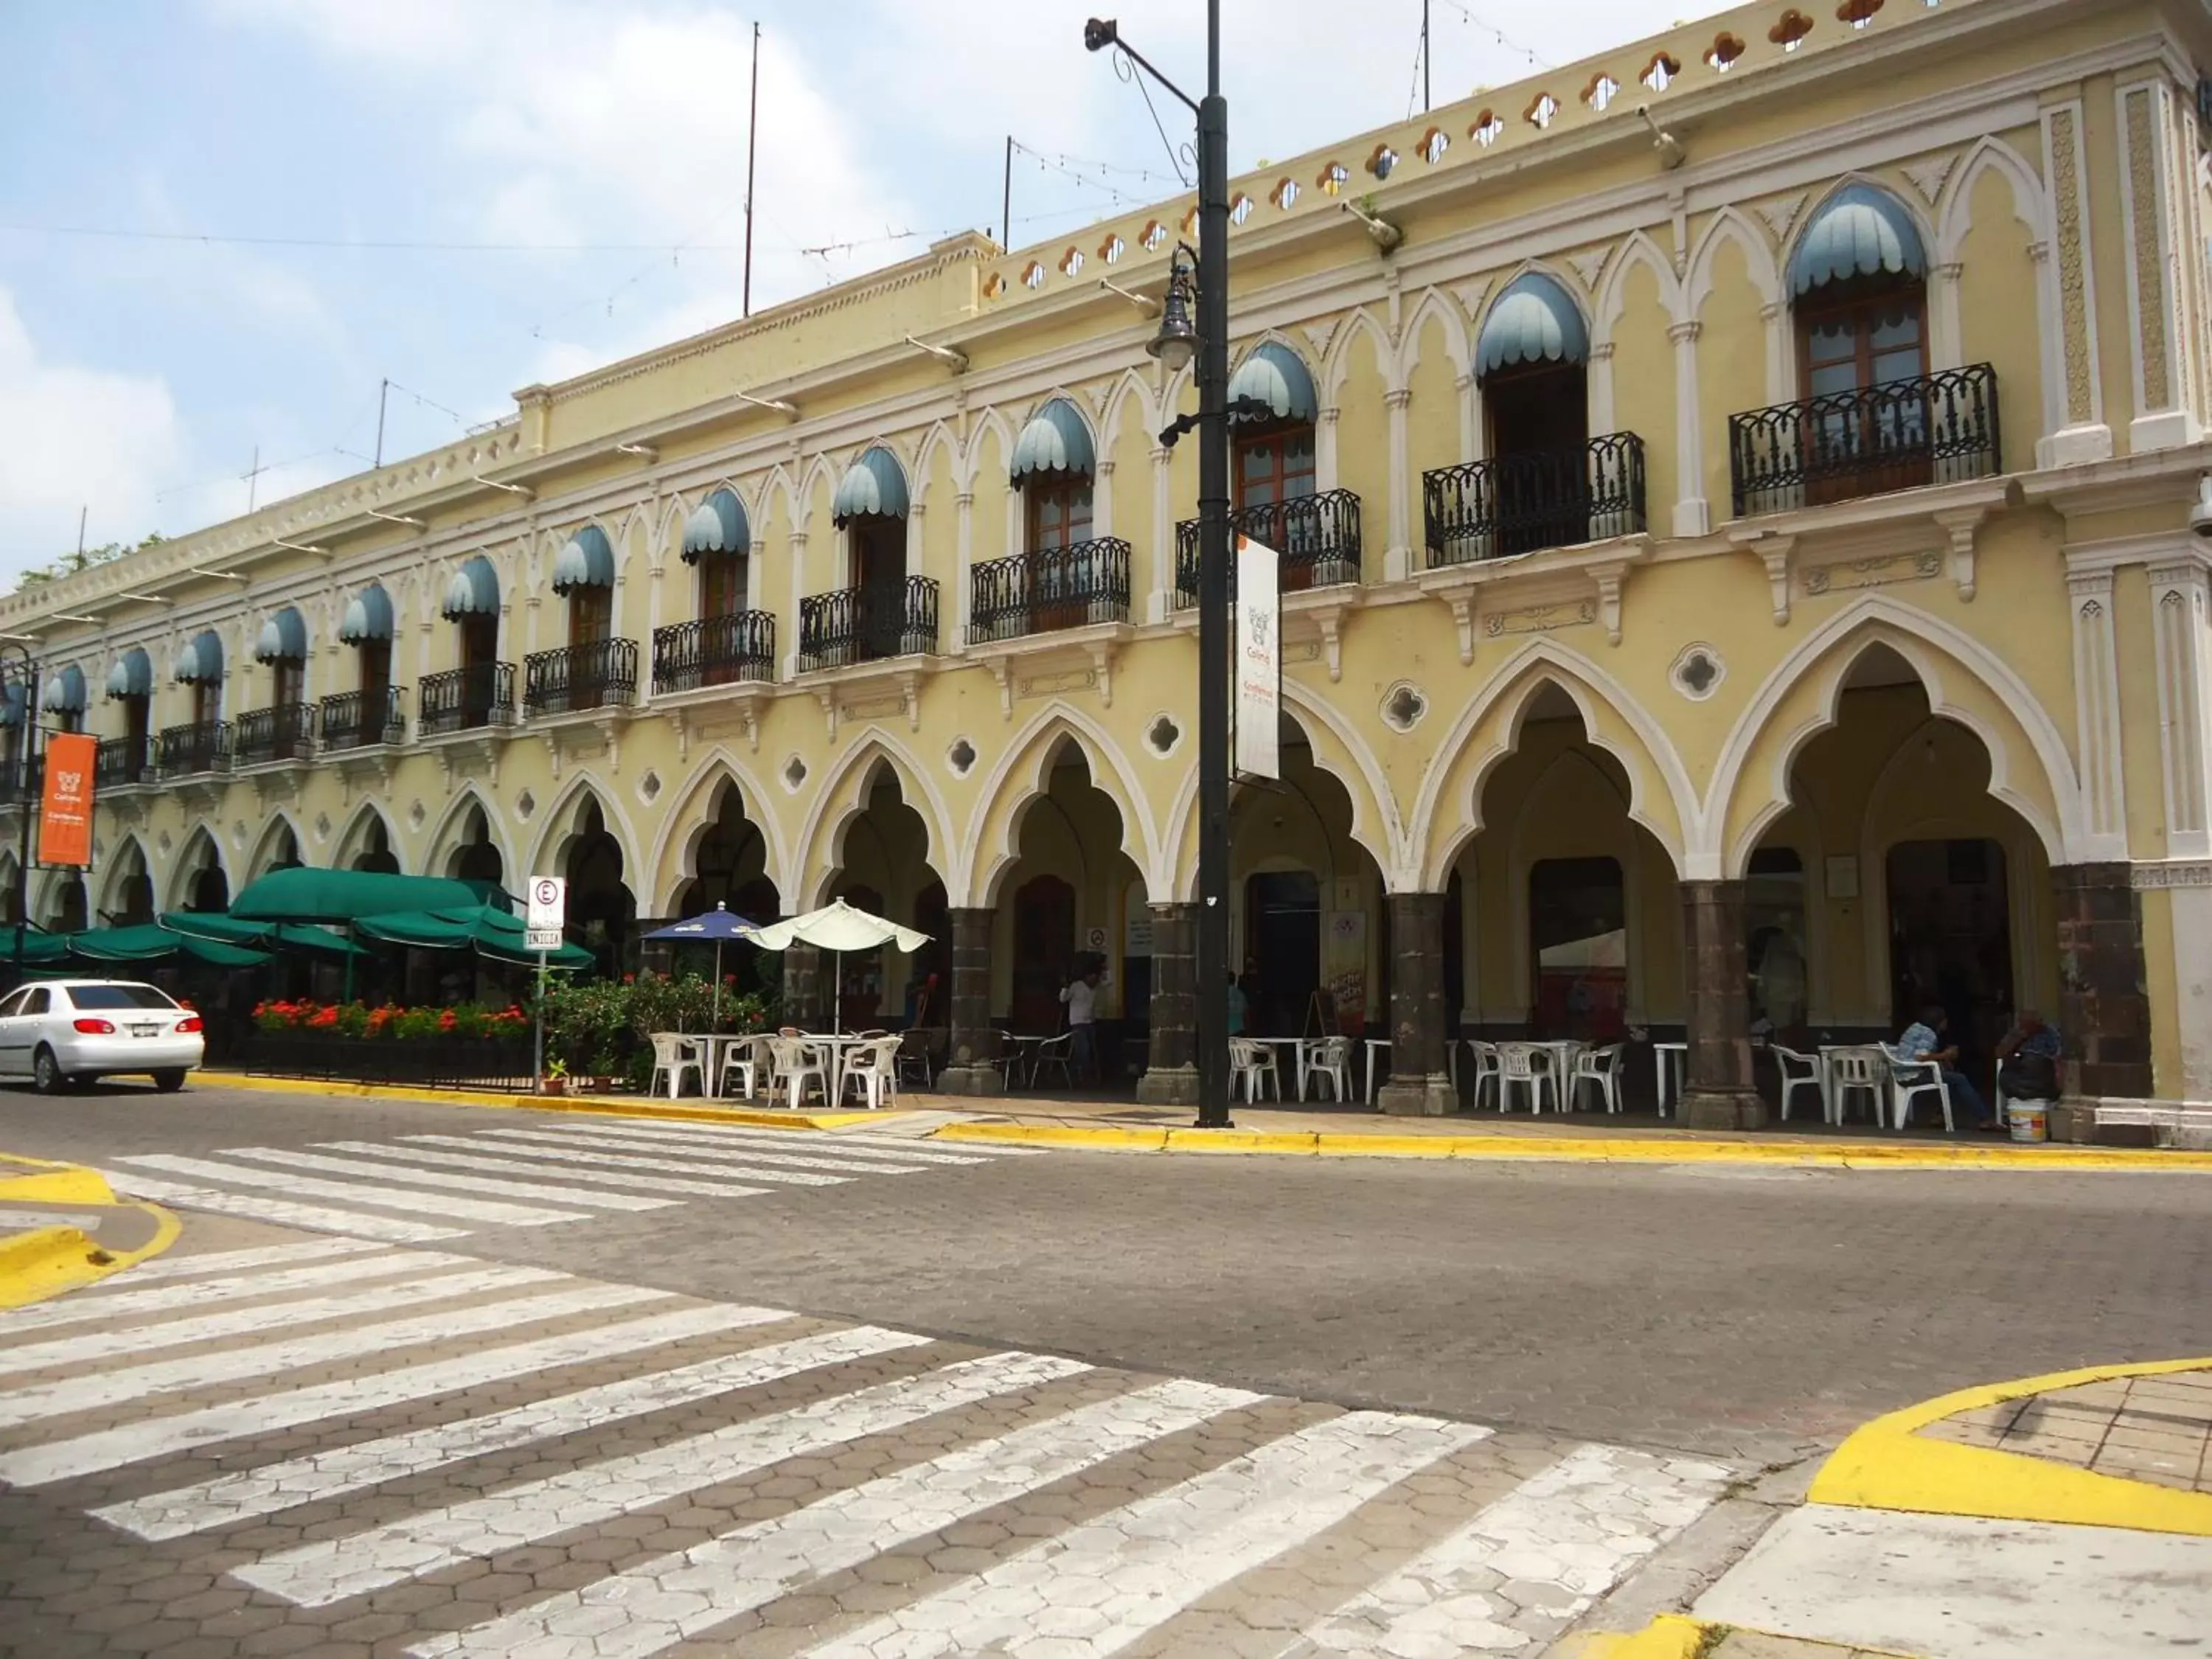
top-left (1994, 1009), bottom-right (2063, 1105)
top-left (1896, 1003), bottom-right (1994, 1130)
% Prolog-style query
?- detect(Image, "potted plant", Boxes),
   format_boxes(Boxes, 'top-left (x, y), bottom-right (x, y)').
top-left (541, 1058), bottom-right (569, 1097)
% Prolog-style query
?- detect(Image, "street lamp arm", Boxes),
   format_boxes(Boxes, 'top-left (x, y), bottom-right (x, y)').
top-left (1083, 18), bottom-right (1200, 114)
top-left (1158, 396), bottom-right (1275, 450)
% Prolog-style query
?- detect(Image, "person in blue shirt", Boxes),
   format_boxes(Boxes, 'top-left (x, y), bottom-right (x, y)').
top-left (1896, 1003), bottom-right (1992, 1130)
top-left (1225, 972), bottom-right (1247, 1037)
top-left (1994, 1009), bottom-right (2064, 1102)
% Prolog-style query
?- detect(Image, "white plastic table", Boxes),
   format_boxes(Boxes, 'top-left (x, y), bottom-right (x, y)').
top-left (1653, 1041), bottom-right (1687, 1117)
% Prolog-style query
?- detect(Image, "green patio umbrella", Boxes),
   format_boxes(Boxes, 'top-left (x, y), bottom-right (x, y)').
top-left (229, 867), bottom-right (493, 998)
top-left (0, 926), bottom-right (72, 969)
top-left (353, 905), bottom-right (595, 970)
top-left (157, 911), bottom-right (367, 961)
top-left (67, 924), bottom-right (268, 970)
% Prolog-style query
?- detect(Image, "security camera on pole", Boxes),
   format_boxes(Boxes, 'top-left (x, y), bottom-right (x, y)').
top-left (525, 876), bottom-right (567, 1090)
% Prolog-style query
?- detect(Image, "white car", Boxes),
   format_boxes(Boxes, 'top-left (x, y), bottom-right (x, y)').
top-left (0, 979), bottom-right (205, 1093)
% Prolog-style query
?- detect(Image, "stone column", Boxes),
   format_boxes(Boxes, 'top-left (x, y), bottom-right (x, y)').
top-left (2051, 863), bottom-right (2152, 1138)
top-left (936, 907), bottom-right (1002, 1095)
top-left (1377, 892), bottom-right (1456, 1116)
top-left (782, 942), bottom-right (824, 1031)
top-left (1135, 902), bottom-right (1199, 1106)
top-left (1679, 880), bottom-right (1766, 1128)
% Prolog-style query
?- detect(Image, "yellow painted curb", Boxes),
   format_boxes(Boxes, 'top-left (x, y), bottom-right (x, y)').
top-left (1568, 1613), bottom-right (1714, 1659)
top-left (205, 1070), bottom-right (876, 1131)
top-left (933, 1120), bottom-right (2212, 1170)
top-left (0, 1147), bottom-right (181, 1310)
top-left (0, 1157), bottom-right (122, 1206)
top-left (1811, 1355), bottom-right (2212, 1536)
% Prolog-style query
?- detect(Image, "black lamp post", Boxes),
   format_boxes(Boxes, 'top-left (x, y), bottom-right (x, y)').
top-left (1086, 7), bottom-right (1234, 1130)
top-left (0, 643), bottom-right (38, 969)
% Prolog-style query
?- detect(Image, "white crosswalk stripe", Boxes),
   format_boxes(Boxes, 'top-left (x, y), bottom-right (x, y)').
top-left (544, 1119), bottom-right (1012, 1166)
top-left (467, 1127), bottom-right (859, 1184)
top-left (234, 1351), bottom-right (1091, 1607)
top-left (206, 1144), bottom-right (682, 1211)
top-left (1, 1244), bottom-right (1731, 1658)
top-left (318, 1138), bottom-right (775, 1200)
top-left (112, 1153), bottom-right (594, 1227)
top-left (100, 1174), bottom-right (470, 1242)
top-left (512, 1123), bottom-right (941, 1175)
top-left (88, 1238), bottom-right (388, 1284)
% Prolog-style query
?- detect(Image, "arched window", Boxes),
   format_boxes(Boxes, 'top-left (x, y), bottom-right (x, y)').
top-left (830, 447), bottom-right (912, 664)
top-left (252, 608), bottom-right (311, 759)
top-left (1226, 342), bottom-right (1318, 510)
top-left (1791, 184), bottom-right (1928, 398)
top-left (1475, 273), bottom-right (1593, 554)
top-left (1010, 399), bottom-right (1096, 552)
top-left (439, 556), bottom-right (503, 728)
top-left (682, 489), bottom-right (751, 619)
top-left (338, 583), bottom-right (397, 744)
top-left (172, 630), bottom-right (223, 728)
top-left (551, 524), bottom-right (615, 647)
top-left (105, 648), bottom-right (153, 777)
top-left (41, 666), bottom-right (86, 736)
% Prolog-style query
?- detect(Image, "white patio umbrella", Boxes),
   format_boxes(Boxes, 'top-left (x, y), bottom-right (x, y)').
top-left (748, 899), bottom-right (931, 1033)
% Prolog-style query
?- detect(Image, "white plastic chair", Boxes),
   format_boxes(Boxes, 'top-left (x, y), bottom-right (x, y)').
top-left (841, 1037), bottom-right (902, 1109)
top-left (1464, 1040), bottom-right (1501, 1111)
top-left (718, 1034), bottom-right (762, 1099)
top-left (1228, 1038), bottom-right (1271, 1102)
top-left (1882, 1042), bottom-right (1955, 1131)
top-left (1826, 1048), bottom-right (1888, 1126)
top-left (648, 1032), bottom-right (705, 1099)
top-left (1772, 1044), bottom-right (1823, 1121)
top-left (1570, 1043), bottom-right (1624, 1113)
top-left (1301, 1036), bottom-right (1352, 1101)
top-left (1496, 1042), bottom-right (1555, 1113)
top-left (767, 1036), bottom-right (829, 1110)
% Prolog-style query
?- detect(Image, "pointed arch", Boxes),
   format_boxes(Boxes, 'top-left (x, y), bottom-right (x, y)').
top-left (1704, 596), bottom-right (2082, 880)
top-left (1593, 229), bottom-right (1686, 341)
top-left (99, 834), bottom-right (156, 924)
top-left (1317, 308), bottom-right (1399, 403)
top-left (1686, 204), bottom-right (1782, 316)
top-left (757, 461), bottom-right (800, 535)
top-left (1781, 173), bottom-right (1933, 296)
top-left (1397, 286), bottom-right (1472, 383)
top-left (422, 787), bottom-right (510, 883)
top-left (790, 729), bottom-right (955, 908)
top-left (1097, 367), bottom-right (1160, 462)
top-left (524, 772), bottom-right (643, 887)
top-left (335, 801), bottom-right (404, 874)
top-left (966, 405), bottom-right (1018, 481)
top-left (793, 452), bottom-right (841, 528)
top-left (166, 825), bottom-right (232, 913)
top-left (1410, 637), bottom-right (1700, 890)
top-left (244, 811), bottom-right (307, 882)
top-left (646, 747), bottom-right (794, 915)
top-left (1933, 136), bottom-right (2049, 264)
top-left (913, 419), bottom-right (967, 495)
top-left (962, 707), bottom-right (1161, 909)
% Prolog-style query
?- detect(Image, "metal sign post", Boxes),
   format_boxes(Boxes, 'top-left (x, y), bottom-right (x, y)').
top-left (526, 877), bottom-right (567, 1089)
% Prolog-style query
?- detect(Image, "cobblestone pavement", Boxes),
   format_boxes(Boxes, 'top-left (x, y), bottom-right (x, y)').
top-left (3, 1085), bottom-right (2211, 1469)
top-left (0, 1225), bottom-right (1733, 1658)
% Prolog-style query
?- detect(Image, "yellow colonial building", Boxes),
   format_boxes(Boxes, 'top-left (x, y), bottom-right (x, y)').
top-left (10, 0), bottom-right (2212, 1130)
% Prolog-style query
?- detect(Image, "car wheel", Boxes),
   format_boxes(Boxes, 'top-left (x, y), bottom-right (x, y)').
top-left (33, 1047), bottom-right (68, 1096)
top-left (153, 1069), bottom-right (187, 1093)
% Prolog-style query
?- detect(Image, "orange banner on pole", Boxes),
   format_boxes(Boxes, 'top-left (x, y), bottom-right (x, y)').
top-left (38, 732), bottom-right (97, 869)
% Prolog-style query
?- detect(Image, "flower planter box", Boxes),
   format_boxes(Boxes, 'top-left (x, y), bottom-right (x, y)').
top-left (246, 1032), bottom-right (538, 1093)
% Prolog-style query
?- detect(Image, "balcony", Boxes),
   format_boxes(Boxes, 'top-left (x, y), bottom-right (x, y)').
top-left (1424, 434), bottom-right (1647, 568)
top-left (95, 737), bottom-right (150, 790)
top-left (652, 612), bottom-right (776, 695)
top-left (233, 703), bottom-right (316, 767)
top-left (1175, 489), bottom-right (1362, 610)
top-left (0, 754), bottom-right (41, 807)
top-left (319, 688), bottom-right (406, 752)
top-left (524, 638), bottom-right (638, 717)
top-left (418, 662), bottom-right (515, 735)
top-left (968, 539), bottom-right (1132, 644)
top-left (156, 720), bottom-right (232, 777)
top-left (799, 577), bottom-right (939, 672)
top-left (1728, 363), bottom-right (2000, 519)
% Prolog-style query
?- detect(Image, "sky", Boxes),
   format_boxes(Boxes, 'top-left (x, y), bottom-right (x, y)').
top-left (0, 0), bottom-right (1719, 585)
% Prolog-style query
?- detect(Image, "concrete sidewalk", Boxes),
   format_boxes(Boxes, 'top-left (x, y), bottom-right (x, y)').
top-left (1583, 1359), bottom-right (2212, 1658)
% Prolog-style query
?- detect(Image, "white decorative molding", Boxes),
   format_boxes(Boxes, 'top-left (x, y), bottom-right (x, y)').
top-left (2131, 860), bottom-right (2212, 888)
top-left (1750, 192), bottom-right (1805, 246)
top-left (2067, 566), bottom-right (2129, 861)
top-left (1565, 246), bottom-right (1610, 293)
top-left (1902, 153), bottom-right (1958, 206)
top-left (2149, 560), bottom-right (2212, 860)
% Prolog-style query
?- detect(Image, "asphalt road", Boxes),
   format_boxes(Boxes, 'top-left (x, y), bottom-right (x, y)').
top-left (4, 1079), bottom-right (2211, 1469)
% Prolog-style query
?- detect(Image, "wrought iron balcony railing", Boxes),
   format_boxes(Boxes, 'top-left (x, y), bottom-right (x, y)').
top-left (1175, 488), bottom-right (1362, 610)
top-left (1424, 434), bottom-right (1648, 568)
top-left (799, 576), bottom-right (939, 672)
top-left (232, 703), bottom-right (316, 766)
top-left (95, 736), bottom-right (150, 790)
top-left (968, 538), bottom-right (1133, 644)
top-left (524, 637), bottom-right (638, 717)
top-left (418, 662), bottom-right (515, 735)
top-left (652, 611), bottom-right (777, 695)
top-left (156, 720), bottom-right (232, 777)
top-left (319, 688), bottom-right (406, 752)
top-left (0, 754), bottom-right (41, 806)
top-left (1728, 363), bottom-right (2001, 518)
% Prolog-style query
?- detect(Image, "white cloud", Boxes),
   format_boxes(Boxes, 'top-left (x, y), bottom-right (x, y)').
top-left (0, 289), bottom-right (186, 579)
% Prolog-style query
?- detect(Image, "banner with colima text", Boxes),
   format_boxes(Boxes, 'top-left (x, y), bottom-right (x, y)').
top-left (38, 731), bottom-right (97, 868)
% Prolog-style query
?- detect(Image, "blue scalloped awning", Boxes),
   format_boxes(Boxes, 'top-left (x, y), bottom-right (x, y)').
top-left (832, 447), bottom-right (909, 526)
top-left (1790, 184), bottom-right (1926, 295)
top-left (173, 629), bottom-right (223, 686)
top-left (41, 665), bottom-right (86, 715)
top-left (682, 489), bottom-right (751, 563)
top-left (1477, 273), bottom-right (1589, 378)
top-left (1010, 398), bottom-right (1096, 481)
top-left (442, 555), bottom-right (501, 619)
top-left (0, 684), bottom-right (24, 728)
top-left (1227, 341), bottom-right (1318, 424)
top-left (339, 582), bottom-right (394, 644)
top-left (106, 648), bottom-right (152, 700)
top-left (254, 606), bottom-right (307, 664)
top-left (551, 525), bottom-right (615, 595)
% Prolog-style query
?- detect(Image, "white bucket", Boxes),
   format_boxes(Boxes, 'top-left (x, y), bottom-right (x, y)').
top-left (2008, 1103), bottom-right (2049, 1144)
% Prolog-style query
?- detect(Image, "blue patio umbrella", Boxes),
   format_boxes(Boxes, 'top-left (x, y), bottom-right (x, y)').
top-left (644, 902), bottom-right (762, 1028)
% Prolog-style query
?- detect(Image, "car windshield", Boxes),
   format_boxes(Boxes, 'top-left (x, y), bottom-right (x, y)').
top-left (66, 984), bottom-right (180, 1011)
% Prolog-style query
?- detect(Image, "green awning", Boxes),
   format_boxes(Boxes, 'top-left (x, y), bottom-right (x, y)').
top-left (681, 490), bottom-right (750, 562)
top-left (339, 583), bottom-right (395, 644)
top-left (254, 607), bottom-right (308, 664)
top-left (157, 911), bottom-right (368, 960)
top-left (354, 904), bottom-right (594, 969)
top-left (1009, 398), bottom-right (1095, 481)
top-left (173, 630), bottom-right (224, 686)
top-left (1476, 272), bottom-right (1590, 378)
top-left (551, 526), bottom-right (615, 595)
top-left (68, 924), bottom-right (268, 968)
top-left (832, 446), bottom-right (909, 526)
top-left (1790, 184), bottom-right (1926, 295)
top-left (230, 867), bottom-right (489, 925)
top-left (1227, 341), bottom-right (1318, 425)
top-left (106, 649), bottom-right (153, 700)
top-left (442, 555), bottom-right (501, 619)
top-left (0, 928), bottom-right (71, 966)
